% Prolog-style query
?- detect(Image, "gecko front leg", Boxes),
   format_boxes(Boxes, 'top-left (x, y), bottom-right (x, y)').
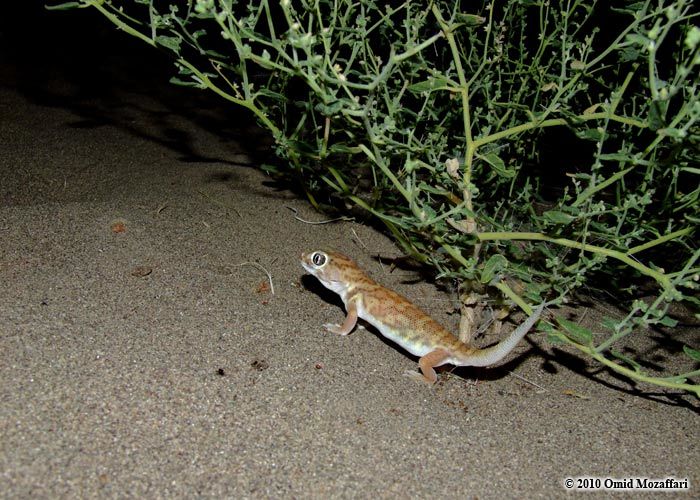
top-left (324, 298), bottom-right (359, 336)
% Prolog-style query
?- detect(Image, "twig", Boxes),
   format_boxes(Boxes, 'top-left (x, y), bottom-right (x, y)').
top-left (286, 206), bottom-right (354, 224)
top-left (509, 371), bottom-right (547, 392)
top-left (351, 228), bottom-right (368, 249)
top-left (236, 262), bottom-right (275, 295)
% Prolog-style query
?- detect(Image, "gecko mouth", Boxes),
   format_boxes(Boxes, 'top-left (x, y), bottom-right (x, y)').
top-left (300, 260), bottom-right (315, 275)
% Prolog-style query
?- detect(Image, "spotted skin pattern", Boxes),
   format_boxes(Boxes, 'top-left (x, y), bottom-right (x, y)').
top-left (301, 250), bottom-right (546, 384)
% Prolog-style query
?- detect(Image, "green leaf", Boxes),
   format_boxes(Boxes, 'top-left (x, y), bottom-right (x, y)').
top-left (656, 315), bottom-right (678, 327)
top-left (618, 46), bottom-right (641, 63)
top-left (156, 35), bottom-right (182, 53)
top-left (683, 345), bottom-right (700, 361)
top-left (682, 294), bottom-right (700, 307)
top-left (598, 153), bottom-right (634, 162)
top-left (455, 13), bottom-right (486, 27)
top-left (612, 2), bottom-right (647, 15)
top-left (610, 350), bottom-right (642, 372)
top-left (557, 318), bottom-right (593, 344)
top-left (254, 88), bottom-right (286, 102)
top-left (684, 25), bottom-right (700, 50)
top-left (481, 152), bottom-right (515, 178)
top-left (540, 323), bottom-right (566, 344)
top-left (547, 333), bottom-right (566, 344)
top-left (315, 100), bottom-right (345, 115)
top-left (648, 100), bottom-right (667, 130)
top-left (658, 128), bottom-right (686, 139)
top-left (260, 163), bottom-right (280, 174)
top-left (327, 144), bottom-right (358, 154)
top-left (570, 59), bottom-right (586, 71)
top-left (45, 1), bottom-right (84, 10)
top-left (601, 317), bottom-right (619, 331)
top-left (543, 210), bottom-right (575, 225)
top-left (408, 77), bottom-right (450, 93)
top-left (480, 254), bottom-right (508, 283)
top-left (577, 128), bottom-right (604, 141)
top-left (169, 76), bottom-right (200, 87)
top-left (625, 33), bottom-right (649, 46)
top-left (194, 0), bottom-right (215, 15)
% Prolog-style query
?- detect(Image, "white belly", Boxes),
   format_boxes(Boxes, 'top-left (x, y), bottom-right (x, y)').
top-left (355, 301), bottom-right (434, 358)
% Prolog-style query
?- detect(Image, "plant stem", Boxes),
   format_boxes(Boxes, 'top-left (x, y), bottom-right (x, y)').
top-left (553, 331), bottom-right (700, 397)
top-left (474, 112), bottom-right (647, 148)
top-left (176, 59), bottom-right (280, 138)
top-left (477, 231), bottom-right (674, 292)
top-left (627, 227), bottom-right (694, 254)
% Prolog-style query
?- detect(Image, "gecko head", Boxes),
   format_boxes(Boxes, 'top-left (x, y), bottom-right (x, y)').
top-left (301, 249), bottom-right (355, 293)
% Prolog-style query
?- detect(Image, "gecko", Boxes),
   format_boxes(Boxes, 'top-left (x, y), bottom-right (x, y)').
top-left (301, 249), bottom-right (546, 384)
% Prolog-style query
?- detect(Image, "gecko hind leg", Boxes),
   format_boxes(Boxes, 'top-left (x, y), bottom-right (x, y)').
top-left (403, 349), bottom-right (451, 384)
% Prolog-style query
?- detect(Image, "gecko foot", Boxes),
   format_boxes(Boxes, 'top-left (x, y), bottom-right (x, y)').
top-left (323, 323), bottom-right (350, 336)
top-left (403, 370), bottom-right (435, 385)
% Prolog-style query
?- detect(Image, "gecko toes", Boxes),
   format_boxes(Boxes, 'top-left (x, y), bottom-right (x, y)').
top-left (403, 370), bottom-right (435, 385)
top-left (323, 323), bottom-right (345, 335)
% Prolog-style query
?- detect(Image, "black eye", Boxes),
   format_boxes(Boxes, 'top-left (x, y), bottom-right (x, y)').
top-left (312, 252), bottom-right (326, 266)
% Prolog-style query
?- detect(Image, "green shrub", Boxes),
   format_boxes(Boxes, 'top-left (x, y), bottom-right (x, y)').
top-left (49, 0), bottom-right (699, 396)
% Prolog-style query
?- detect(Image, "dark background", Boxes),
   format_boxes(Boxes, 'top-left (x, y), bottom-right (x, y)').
top-left (1, 1), bottom-right (275, 184)
top-left (1, 2), bottom-right (168, 90)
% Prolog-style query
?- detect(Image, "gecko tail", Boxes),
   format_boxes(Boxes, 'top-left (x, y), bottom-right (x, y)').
top-left (458, 303), bottom-right (546, 367)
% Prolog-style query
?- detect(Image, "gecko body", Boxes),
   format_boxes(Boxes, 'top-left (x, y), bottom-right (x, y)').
top-left (301, 249), bottom-right (545, 384)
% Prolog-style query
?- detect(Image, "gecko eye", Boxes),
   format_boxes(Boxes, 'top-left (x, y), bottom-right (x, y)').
top-left (311, 251), bottom-right (327, 267)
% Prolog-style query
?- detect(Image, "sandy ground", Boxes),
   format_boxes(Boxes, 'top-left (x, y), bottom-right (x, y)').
top-left (1, 7), bottom-right (698, 498)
